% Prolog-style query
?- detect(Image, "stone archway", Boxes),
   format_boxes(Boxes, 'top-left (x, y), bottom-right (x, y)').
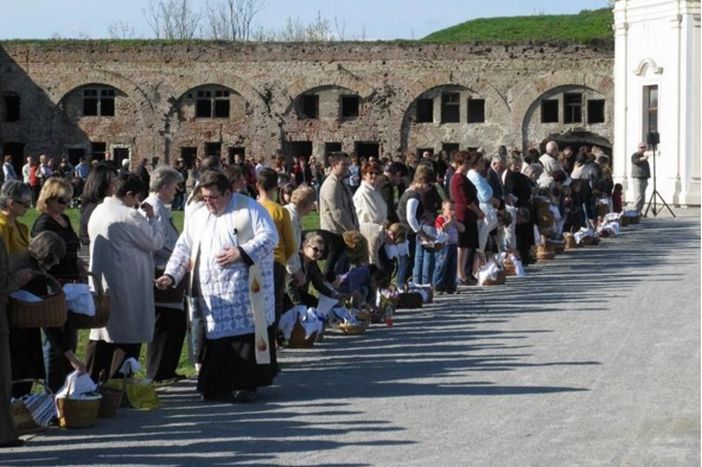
top-left (515, 70), bottom-right (614, 155)
top-left (164, 73), bottom-right (272, 163)
top-left (53, 69), bottom-right (155, 130)
top-left (391, 71), bottom-right (513, 154)
top-left (53, 70), bottom-right (157, 161)
top-left (283, 67), bottom-right (376, 107)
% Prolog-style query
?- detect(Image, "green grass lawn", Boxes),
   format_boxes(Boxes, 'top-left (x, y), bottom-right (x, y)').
top-left (422, 8), bottom-right (613, 44)
top-left (21, 206), bottom-right (320, 379)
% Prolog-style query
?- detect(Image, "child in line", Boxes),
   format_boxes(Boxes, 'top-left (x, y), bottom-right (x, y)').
top-left (434, 199), bottom-right (464, 294)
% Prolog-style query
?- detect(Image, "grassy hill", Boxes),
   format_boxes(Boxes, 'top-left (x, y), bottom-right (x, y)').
top-left (422, 8), bottom-right (613, 45)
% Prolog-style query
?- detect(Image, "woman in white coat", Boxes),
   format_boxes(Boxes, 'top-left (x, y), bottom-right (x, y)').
top-left (352, 161), bottom-right (388, 225)
top-left (86, 173), bottom-right (164, 380)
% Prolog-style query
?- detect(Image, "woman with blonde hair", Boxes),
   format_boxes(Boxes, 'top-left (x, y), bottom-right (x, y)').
top-left (284, 184), bottom-right (316, 286)
top-left (32, 177), bottom-right (87, 391)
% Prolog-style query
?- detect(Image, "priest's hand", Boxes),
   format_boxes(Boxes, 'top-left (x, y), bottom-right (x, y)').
top-left (216, 247), bottom-right (241, 266)
top-left (154, 275), bottom-right (173, 290)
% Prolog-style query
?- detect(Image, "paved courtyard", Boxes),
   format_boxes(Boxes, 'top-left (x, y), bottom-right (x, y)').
top-left (4, 210), bottom-right (700, 466)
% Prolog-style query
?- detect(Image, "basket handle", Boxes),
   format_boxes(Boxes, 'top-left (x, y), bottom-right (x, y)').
top-left (84, 271), bottom-right (105, 298)
top-left (28, 271), bottom-right (63, 296)
top-left (11, 378), bottom-right (54, 396)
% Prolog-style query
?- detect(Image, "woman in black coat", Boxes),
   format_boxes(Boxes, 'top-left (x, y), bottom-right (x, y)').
top-left (32, 178), bottom-right (87, 392)
top-left (504, 154), bottom-right (536, 265)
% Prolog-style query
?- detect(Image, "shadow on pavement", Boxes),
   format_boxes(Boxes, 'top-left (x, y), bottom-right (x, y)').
top-left (5, 217), bottom-right (699, 465)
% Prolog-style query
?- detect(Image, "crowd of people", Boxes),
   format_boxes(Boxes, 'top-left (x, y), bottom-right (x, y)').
top-left (0, 140), bottom-right (647, 448)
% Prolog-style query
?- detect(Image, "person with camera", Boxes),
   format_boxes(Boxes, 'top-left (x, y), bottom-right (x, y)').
top-left (631, 143), bottom-right (651, 214)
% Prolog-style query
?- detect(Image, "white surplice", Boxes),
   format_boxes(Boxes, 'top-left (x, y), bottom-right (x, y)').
top-left (164, 194), bottom-right (278, 340)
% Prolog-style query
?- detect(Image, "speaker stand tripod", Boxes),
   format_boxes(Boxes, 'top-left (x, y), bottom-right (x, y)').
top-left (643, 144), bottom-right (675, 218)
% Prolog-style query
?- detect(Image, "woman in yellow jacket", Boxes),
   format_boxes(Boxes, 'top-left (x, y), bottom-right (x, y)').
top-left (0, 181), bottom-right (42, 397)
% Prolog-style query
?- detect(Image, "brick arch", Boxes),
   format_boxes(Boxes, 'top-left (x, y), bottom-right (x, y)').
top-left (391, 71), bottom-right (512, 131)
top-left (400, 71), bottom-right (511, 115)
top-left (513, 71), bottom-right (614, 150)
top-left (53, 69), bottom-right (155, 129)
top-left (169, 72), bottom-right (269, 113)
top-left (510, 70), bottom-right (614, 129)
top-left (282, 70), bottom-right (376, 110)
top-left (389, 71), bottom-right (512, 152)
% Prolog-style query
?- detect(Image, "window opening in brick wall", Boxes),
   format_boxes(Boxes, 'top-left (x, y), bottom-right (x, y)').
top-left (83, 88), bottom-right (115, 117)
top-left (416, 98), bottom-right (433, 123)
top-left (355, 142), bottom-right (380, 159)
top-left (467, 98), bottom-right (485, 123)
top-left (341, 95), bottom-right (360, 118)
top-left (205, 142), bottom-right (222, 157)
top-left (563, 92), bottom-right (582, 124)
top-left (196, 89), bottom-right (230, 119)
top-left (325, 142), bottom-right (342, 157)
top-left (180, 147), bottom-right (197, 167)
top-left (91, 142), bottom-right (106, 160)
top-left (228, 147), bottom-right (246, 165)
top-left (302, 95), bottom-right (319, 119)
top-left (4, 94), bottom-right (20, 122)
top-left (67, 148), bottom-right (85, 166)
top-left (442, 143), bottom-right (460, 154)
top-left (416, 147), bottom-right (434, 159)
top-left (541, 99), bottom-right (559, 123)
top-left (113, 147), bottom-right (130, 167)
top-left (587, 99), bottom-right (605, 124)
top-left (441, 93), bottom-right (460, 123)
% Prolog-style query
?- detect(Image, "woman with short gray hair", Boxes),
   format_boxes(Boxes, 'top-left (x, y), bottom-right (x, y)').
top-left (142, 165), bottom-right (186, 382)
top-left (149, 165), bottom-right (184, 194)
top-left (0, 180), bottom-right (32, 213)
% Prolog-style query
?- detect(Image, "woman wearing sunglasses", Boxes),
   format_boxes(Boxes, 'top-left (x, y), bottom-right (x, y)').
top-left (31, 177), bottom-right (87, 392)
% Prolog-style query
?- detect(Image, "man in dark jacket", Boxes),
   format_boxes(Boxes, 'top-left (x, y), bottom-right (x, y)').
top-left (631, 143), bottom-right (651, 214)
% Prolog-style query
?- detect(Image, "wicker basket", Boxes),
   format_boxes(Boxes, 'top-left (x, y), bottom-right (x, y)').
top-left (563, 233), bottom-right (579, 250)
top-left (8, 273), bottom-right (67, 328)
top-left (503, 258), bottom-right (516, 276)
top-left (10, 379), bottom-right (53, 435)
top-left (338, 320), bottom-right (369, 335)
top-left (287, 320), bottom-right (317, 348)
top-left (547, 239), bottom-right (566, 254)
top-left (482, 269), bottom-right (506, 286)
top-left (98, 381), bottom-right (125, 419)
top-left (536, 244), bottom-right (556, 260)
top-left (67, 272), bottom-right (111, 329)
top-left (57, 395), bottom-right (101, 429)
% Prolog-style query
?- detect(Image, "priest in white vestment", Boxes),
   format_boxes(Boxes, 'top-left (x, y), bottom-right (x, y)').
top-left (157, 170), bottom-right (278, 402)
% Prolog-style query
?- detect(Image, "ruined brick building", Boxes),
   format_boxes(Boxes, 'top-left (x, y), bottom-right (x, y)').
top-left (0, 41), bottom-right (613, 170)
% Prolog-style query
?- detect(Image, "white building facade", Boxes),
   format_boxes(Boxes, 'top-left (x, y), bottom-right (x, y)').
top-left (613, 0), bottom-right (701, 206)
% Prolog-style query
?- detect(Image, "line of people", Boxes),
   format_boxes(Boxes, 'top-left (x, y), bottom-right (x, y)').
top-left (0, 140), bottom-right (625, 447)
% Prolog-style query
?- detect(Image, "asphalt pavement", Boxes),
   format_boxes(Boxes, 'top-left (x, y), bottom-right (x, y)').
top-left (3, 209), bottom-right (700, 466)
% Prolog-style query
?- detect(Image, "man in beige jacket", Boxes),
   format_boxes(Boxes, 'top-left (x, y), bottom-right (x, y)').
top-left (319, 152), bottom-right (359, 235)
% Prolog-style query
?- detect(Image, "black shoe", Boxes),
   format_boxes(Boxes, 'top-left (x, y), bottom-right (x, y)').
top-left (0, 439), bottom-right (25, 448)
top-left (232, 389), bottom-right (257, 402)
